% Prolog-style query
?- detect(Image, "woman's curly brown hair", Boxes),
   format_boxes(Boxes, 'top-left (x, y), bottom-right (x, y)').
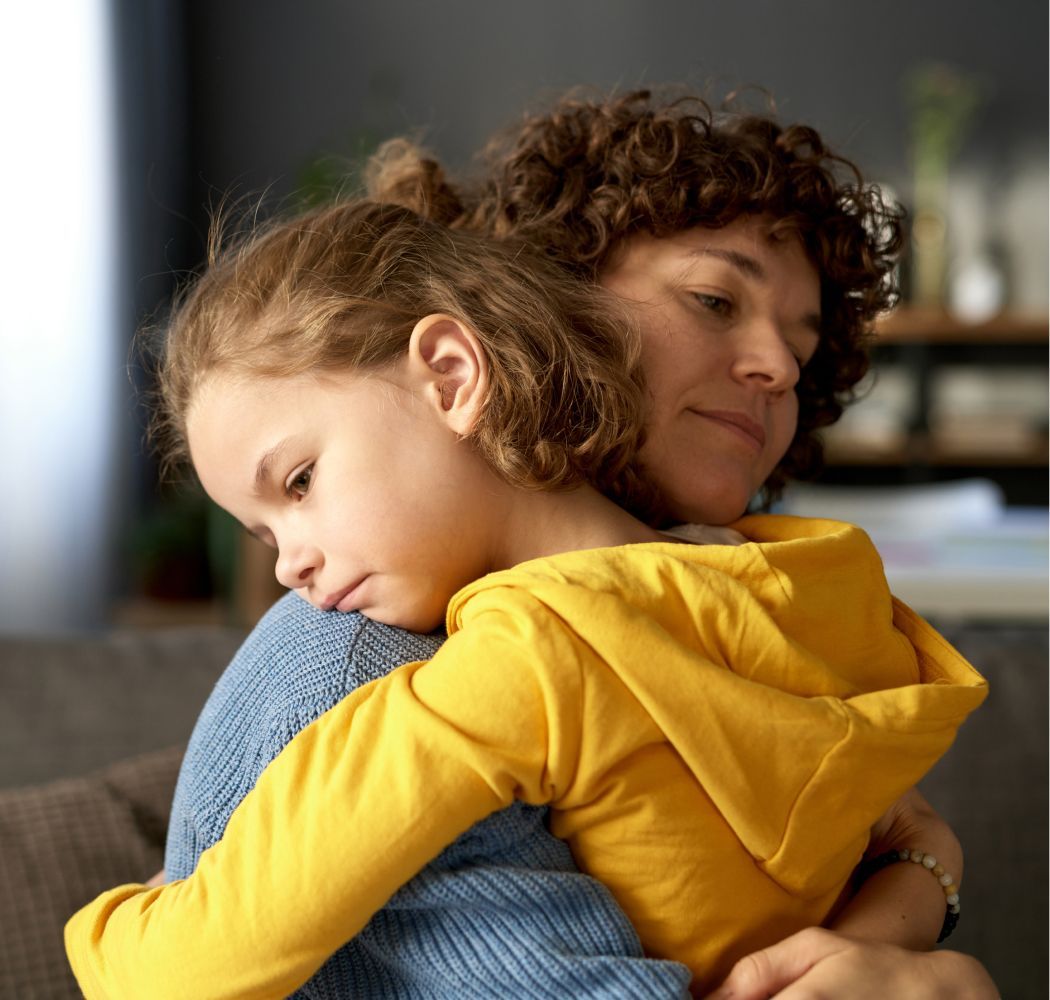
top-left (367, 88), bottom-right (904, 505)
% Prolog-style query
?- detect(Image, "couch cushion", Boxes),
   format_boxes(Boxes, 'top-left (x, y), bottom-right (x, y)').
top-left (0, 745), bottom-right (183, 999)
top-left (0, 627), bottom-right (244, 787)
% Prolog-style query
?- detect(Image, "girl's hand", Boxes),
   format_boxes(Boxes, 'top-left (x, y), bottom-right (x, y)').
top-left (144, 869), bottom-right (166, 887)
top-left (703, 927), bottom-right (999, 1000)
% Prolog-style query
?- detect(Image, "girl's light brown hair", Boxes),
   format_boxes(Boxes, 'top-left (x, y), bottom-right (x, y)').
top-left (367, 87), bottom-right (905, 504)
top-left (154, 199), bottom-right (657, 514)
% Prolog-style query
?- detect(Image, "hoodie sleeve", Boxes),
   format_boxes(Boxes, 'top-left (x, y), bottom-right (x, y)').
top-left (64, 598), bottom-right (589, 1000)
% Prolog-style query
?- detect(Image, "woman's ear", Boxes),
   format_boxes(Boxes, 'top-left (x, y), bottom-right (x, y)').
top-left (407, 314), bottom-right (490, 435)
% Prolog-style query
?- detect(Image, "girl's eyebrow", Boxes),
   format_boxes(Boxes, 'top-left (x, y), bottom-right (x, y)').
top-left (253, 438), bottom-right (293, 497)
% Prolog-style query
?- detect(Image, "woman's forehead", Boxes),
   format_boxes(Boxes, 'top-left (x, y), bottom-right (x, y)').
top-left (601, 217), bottom-right (814, 284)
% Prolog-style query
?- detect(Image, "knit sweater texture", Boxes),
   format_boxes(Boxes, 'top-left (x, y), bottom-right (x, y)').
top-left (163, 591), bottom-right (690, 999)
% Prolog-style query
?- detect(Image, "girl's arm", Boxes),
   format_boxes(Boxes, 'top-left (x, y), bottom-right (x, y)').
top-left (64, 615), bottom-right (586, 1000)
top-left (829, 788), bottom-right (963, 949)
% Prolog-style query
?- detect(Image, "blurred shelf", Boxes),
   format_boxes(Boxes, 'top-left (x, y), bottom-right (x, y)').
top-left (875, 307), bottom-right (1049, 344)
top-left (826, 436), bottom-right (1049, 468)
top-left (111, 598), bottom-right (232, 629)
top-left (822, 307), bottom-right (1049, 505)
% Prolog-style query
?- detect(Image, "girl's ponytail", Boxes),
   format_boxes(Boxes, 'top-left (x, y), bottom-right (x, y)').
top-left (364, 138), bottom-right (465, 225)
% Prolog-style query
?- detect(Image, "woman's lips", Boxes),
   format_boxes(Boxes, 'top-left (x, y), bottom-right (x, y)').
top-left (691, 410), bottom-right (766, 450)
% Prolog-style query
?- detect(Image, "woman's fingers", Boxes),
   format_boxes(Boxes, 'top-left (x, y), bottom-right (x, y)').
top-left (704, 927), bottom-right (999, 1000)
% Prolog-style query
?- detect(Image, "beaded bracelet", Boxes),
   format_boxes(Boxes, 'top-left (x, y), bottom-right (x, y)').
top-left (853, 848), bottom-right (961, 943)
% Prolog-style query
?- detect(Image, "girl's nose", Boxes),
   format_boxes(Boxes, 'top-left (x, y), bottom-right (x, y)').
top-left (274, 542), bottom-right (322, 591)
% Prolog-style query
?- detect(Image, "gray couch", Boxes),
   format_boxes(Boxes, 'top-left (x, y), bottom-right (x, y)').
top-left (0, 628), bottom-right (244, 999)
top-left (0, 623), bottom-right (1045, 998)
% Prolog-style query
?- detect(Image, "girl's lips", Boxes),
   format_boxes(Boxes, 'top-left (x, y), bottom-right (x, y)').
top-left (691, 410), bottom-right (766, 450)
top-left (322, 578), bottom-right (368, 612)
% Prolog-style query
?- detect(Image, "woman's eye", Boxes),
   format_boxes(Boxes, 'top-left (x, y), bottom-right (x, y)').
top-left (287, 465), bottom-right (313, 498)
top-left (793, 336), bottom-right (821, 370)
top-left (692, 292), bottom-right (732, 317)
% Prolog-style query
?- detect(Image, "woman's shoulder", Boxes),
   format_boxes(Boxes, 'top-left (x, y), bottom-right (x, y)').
top-left (661, 522), bottom-right (748, 546)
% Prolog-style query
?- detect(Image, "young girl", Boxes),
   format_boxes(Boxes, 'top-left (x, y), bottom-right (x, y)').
top-left (66, 198), bottom-right (986, 998)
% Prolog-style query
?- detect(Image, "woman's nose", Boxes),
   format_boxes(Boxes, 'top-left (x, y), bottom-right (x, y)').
top-left (731, 322), bottom-right (800, 393)
top-left (274, 541), bottom-right (322, 591)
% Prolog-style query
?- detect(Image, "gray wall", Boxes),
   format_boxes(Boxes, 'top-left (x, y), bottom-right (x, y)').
top-left (179, 0), bottom-right (1047, 306)
top-left (106, 2), bottom-right (1045, 616)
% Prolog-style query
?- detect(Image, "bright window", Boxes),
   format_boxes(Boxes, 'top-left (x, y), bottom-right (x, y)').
top-left (0, 2), bottom-right (120, 630)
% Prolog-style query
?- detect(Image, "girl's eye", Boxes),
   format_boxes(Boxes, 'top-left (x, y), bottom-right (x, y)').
top-left (287, 465), bottom-right (313, 498)
top-left (692, 292), bottom-right (732, 317)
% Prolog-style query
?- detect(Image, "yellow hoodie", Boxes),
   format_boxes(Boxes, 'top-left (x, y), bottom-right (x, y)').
top-left (65, 516), bottom-right (987, 998)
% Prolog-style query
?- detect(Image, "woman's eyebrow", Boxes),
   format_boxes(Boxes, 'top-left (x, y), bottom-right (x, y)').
top-left (687, 247), bottom-right (766, 281)
top-left (688, 247), bottom-right (822, 333)
top-left (253, 438), bottom-right (293, 497)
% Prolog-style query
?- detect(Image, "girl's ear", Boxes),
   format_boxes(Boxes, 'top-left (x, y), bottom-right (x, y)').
top-left (407, 314), bottom-right (490, 435)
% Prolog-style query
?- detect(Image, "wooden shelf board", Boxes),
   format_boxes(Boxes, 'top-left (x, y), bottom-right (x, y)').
top-left (825, 439), bottom-right (1049, 468)
top-left (874, 307), bottom-right (1049, 345)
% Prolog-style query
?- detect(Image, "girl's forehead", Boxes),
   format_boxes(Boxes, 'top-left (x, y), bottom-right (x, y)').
top-left (187, 372), bottom-right (298, 455)
top-left (186, 367), bottom-right (399, 452)
top-left (190, 369), bottom-right (315, 415)
top-left (186, 372), bottom-right (330, 506)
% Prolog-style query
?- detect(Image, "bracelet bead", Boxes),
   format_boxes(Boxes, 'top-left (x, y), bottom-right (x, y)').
top-left (854, 846), bottom-right (961, 943)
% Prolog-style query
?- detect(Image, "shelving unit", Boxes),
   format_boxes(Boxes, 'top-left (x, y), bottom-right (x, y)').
top-left (874, 307), bottom-right (1048, 345)
top-left (819, 307), bottom-right (1048, 505)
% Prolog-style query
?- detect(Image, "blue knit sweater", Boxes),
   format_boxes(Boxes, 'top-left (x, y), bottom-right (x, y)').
top-left (166, 592), bottom-right (690, 998)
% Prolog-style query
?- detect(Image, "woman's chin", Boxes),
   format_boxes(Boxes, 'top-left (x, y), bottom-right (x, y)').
top-left (664, 485), bottom-right (753, 528)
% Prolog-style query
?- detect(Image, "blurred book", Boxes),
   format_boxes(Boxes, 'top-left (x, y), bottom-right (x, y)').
top-left (929, 367), bottom-right (1047, 457)
top-left (779, 479), bottom-right (1048, 621)
top-left (820, 367), bottom-right (916, 456)
top-left (929, 418), bottom-right (1043, 458)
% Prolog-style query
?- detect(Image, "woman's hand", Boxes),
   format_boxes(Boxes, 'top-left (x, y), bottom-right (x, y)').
top-left (703, 928), bottom-right (999, 999)
top-left (144, 869), bottom-right (166, 887)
